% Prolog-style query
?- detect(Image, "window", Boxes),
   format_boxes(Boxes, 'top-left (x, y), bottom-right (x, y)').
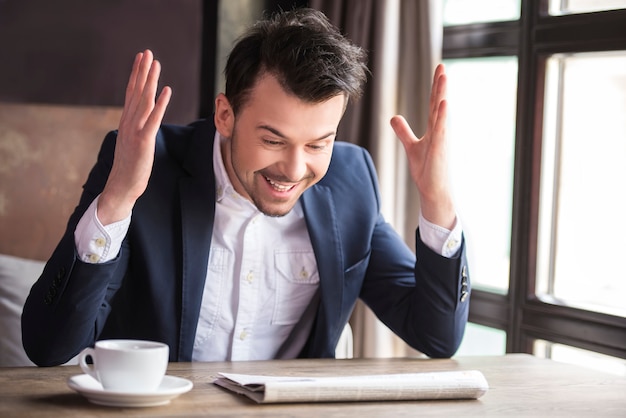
top-left (534, 340), bottom-right (626, 376)
top-left (548, 0), bottom-right (626, 15)
top-left (443, 0), bottom-right (521, 25)
top-left (457, 323), bottom-right (507, 356)
top-left (537, 51), bottom-right (626, 318)
top-left (444, 1), bottom-right (626, 369)
top-left (445, 56), bottom-right (518, 294)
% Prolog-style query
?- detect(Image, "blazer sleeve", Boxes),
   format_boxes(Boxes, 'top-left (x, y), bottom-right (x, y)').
top-left (21, 131), bottom-right (129, 366)
top-left (307, 142), bottom-right (470, 359)
top-left (356, 154), bottom-right (470, 358)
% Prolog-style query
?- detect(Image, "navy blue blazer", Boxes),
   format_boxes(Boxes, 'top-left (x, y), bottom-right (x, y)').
top-left (22, 119), bottom-right (470, 366)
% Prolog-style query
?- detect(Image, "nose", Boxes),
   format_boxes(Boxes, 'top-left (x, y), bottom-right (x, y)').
top-left (279, 147), bottom-right (309, 182)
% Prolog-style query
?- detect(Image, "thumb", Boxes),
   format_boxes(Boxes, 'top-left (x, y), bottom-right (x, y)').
top-left (390, 115), bottom-right (420, 150)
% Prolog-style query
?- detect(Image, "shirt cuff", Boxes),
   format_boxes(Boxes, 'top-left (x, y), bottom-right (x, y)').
top-left (74, 195), bottom-right (131, 263)
top-left (418, 212), bottom-right (463, 258)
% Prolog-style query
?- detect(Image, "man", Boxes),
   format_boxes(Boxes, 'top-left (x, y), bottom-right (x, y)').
top-left (22, 8), bottom-right (469, 366)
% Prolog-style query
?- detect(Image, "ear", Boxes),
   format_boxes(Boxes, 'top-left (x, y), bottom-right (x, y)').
top-left (214, 93), bottom-right (234, 138)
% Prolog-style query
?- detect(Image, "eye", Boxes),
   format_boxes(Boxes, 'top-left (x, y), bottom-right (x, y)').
top-left (262, 139), bottom-right (283, 146)
top-left (307, 139), bottom-right (333, 152)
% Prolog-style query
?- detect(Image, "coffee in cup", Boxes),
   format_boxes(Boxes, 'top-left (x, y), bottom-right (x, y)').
top-left (77, 339), bottom-right (169, 392)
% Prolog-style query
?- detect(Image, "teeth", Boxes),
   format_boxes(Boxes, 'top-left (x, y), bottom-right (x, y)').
top-left (265, 176), bottom-right (294, 192)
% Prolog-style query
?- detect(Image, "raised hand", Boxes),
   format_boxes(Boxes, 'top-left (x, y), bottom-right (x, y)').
top-left (98, 50), bottom-right (172, 225)
top-left (390, 64), bottom-right (455, 229)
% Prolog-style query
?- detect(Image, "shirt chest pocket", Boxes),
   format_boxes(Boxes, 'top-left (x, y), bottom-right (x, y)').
top-left (272, 250), bottom-right (320, 325)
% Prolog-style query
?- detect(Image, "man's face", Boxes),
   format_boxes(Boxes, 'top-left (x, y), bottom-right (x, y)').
top-left (215, 74), bottom-right (346, 217)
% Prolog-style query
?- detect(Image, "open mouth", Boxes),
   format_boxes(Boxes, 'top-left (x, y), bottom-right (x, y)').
top-left (264, 176), bottom-right (296, 192)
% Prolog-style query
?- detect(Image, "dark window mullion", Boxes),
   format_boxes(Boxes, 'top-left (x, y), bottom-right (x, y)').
top-left (521, 299), bottom-right (626, 358)
top-left (507, 0), bottom-right (539, 354)
top-left (443, 21), bottom-right (520, 58)
top-left (467, 290), bottom-right (510, 330)
top-left (534, 9), bottom-right (626, 54)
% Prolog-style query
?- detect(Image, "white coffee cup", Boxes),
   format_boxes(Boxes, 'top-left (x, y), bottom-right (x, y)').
top-left (78, 339), bottom-right (169, 392)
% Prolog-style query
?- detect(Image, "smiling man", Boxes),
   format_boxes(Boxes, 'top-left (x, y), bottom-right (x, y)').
top-left (216, 73), bottom-right (344, 217)
top-left (22, 8), bottom-right (470, 366)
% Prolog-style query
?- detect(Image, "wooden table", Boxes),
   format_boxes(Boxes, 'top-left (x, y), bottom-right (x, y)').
top-left (1, 354), bottom-right (624, 417)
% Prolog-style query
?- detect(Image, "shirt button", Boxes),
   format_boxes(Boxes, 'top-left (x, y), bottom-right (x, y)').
top-left (239, 329), bottom-right (248, 340)
top-left (94, 237), bottom-right (106, 247)
top-left (88, 253), bottom-right (101, 263)
top-left (299, 268), bottom-right (309, 279)
top-left (246, 271), bottom-right (254, 283)
top-left (446, 239), bottom-right (458, 250)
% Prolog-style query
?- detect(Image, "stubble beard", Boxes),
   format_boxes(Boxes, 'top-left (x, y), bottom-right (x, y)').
top-left (229, 137), bottom-right (298, 218)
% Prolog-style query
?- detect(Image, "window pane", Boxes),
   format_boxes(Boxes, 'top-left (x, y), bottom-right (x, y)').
top-left (456, 323), bottom-right (506, 356)
top-left (536, 51), bottom-right (626, 317)
top-left (444, 57), bottom-right (518, 293)
top-left (443, 0), bottom-right (520, 26)
top-left (549, 0), bottom-right (626, 15)
top-left (534, 340), bottom-right (626, 377)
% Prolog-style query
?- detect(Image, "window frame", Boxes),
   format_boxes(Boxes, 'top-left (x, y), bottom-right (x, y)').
top-left (443, 1), bottom-right (626, 359)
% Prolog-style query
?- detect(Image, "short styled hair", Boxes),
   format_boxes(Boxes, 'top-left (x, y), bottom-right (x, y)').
top-left (224, 7), bottom-right (369, 115)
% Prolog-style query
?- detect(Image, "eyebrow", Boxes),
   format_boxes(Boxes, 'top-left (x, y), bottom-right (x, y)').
top-left (257, 124), bottom-right (336, 141)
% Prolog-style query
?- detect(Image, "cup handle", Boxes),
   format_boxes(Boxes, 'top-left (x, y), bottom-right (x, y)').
top-left (77, 347), bottom-right (99, 382)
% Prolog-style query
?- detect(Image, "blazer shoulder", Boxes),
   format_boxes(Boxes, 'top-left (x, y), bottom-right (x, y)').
top-left (153, 119), bottom-right (216, 168)
top-left (313, 141), bottom-right (381, 212)
top-left (324, 141), bottom-right (378, 186)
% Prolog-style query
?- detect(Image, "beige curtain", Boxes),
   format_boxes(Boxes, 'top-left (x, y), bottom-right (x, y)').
top-left (309, 0), bottom-right (443, 358)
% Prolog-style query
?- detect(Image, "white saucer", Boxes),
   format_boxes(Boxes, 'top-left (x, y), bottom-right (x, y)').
top-left (67, 374), bottom-right (193, 407)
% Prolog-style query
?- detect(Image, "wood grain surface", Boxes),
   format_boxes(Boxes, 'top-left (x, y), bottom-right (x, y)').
top-left (1, 354), bottom-right (624, 417)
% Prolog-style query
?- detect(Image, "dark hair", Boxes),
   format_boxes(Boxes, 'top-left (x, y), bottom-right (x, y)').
top-left (224, 7), bottom-right (368, 115)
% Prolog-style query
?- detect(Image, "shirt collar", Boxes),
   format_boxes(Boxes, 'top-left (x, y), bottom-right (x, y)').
top-left (213, 131), bottom-right (234, 203)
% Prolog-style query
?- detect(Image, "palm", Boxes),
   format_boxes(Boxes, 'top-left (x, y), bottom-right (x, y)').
top-left (391, 64), bottom-right (455, 229)
top-left (98, 50), bottom-right (172, 225)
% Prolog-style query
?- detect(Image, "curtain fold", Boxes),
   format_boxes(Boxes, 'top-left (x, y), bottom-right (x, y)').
top-left (309, 0), bottom-right (442, 358)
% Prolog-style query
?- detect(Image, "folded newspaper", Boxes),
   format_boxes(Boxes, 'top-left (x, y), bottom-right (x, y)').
top-left (213, 370), bottom-right (489, 403)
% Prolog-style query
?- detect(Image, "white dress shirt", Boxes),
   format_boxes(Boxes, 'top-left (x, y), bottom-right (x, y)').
top-left (74, 132), bottom-right (463, 361)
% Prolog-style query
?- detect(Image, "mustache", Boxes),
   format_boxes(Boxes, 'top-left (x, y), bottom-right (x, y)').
top-left (258, 169), bottom-right (314, 183)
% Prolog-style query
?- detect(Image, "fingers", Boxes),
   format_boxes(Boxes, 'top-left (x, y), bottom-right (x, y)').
top-left (124, 52), bottom-right (143, 105)
top-left (136, 58), bottom-right (163, 125)
top-left (391, 64), bottom-right (448, 152)
top-left (120, 50), bottom-right (171, 131)
top-left (145, 86), bottom-right (172, 133)
top-left (428, 64), bottom-right (447, 134)
top-left (433, 98), bottom-right (447, 138)
top-left (125, 50), bottom-right (154, 114)
top-left (390, 115), bottom-right (419, 151)
top-left (431, 64), bottom-right (446, 100)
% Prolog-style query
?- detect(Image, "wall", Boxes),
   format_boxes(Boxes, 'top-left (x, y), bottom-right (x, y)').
top-left (0, 0), bottom-right (203, 260)
top-left (0, 0), bottom-right (203, 124)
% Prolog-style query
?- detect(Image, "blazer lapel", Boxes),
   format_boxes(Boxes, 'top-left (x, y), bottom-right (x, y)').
top-left (177, 122), bottom-right (216, 361)
top-left (175, 121), bottom-right (345, 359)
top-left (301, 185), bottom-right (345, 356)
